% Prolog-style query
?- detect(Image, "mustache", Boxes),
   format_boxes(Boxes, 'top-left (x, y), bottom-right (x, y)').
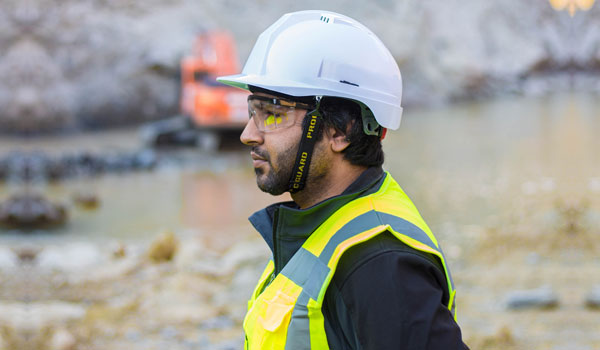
top-left (251, 147), bottom-right (270, 161)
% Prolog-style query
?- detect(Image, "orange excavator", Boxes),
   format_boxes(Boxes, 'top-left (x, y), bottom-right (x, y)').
top-left (142, 31), bottom-right (249, 149)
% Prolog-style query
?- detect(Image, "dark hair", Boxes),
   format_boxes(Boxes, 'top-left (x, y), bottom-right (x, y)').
top-left (248, 86), bottom-right (384, 167)
top-left (309, 97), bottom-right (384, 167)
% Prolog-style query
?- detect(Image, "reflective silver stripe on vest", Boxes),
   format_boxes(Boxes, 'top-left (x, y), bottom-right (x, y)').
top-left (285, 291), bottom-right (312, 350)
top-left (281, 248), bottom-right (330, 302)
top-left (280, 210), bottom-right (454, 349)
top-left (281, 248), bottom-right (328, 350)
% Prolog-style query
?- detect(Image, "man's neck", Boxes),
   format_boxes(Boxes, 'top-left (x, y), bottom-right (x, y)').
top-left (291, 164), bottom-right (367, 209)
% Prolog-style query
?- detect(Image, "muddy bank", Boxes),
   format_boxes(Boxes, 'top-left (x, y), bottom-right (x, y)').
top-left (0, 232), bottom-right (270, 350)
top-left (0, 206), bottom-right (598, 350)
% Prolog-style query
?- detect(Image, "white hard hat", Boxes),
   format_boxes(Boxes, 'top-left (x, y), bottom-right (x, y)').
top-left (217, 10), bottom-right (403, 130)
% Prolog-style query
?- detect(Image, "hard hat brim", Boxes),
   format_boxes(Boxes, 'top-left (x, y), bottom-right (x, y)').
top-left (217, 74), bottom-right (402, 130)
top-left (217, 74), bottom-right (315, 93)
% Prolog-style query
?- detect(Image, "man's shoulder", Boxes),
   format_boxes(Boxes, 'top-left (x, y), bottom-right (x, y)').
top-left (330, 230), bottom-right (446, 290)
top-left (322, 230), bottom-right (462, 349)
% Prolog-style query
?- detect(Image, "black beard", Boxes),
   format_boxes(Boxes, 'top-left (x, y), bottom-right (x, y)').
top-left (254, 144), bottom-right (297, 195)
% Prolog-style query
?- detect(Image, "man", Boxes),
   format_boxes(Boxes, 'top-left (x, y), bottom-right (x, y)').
top-left (218, 10), bottom-right (468, 349)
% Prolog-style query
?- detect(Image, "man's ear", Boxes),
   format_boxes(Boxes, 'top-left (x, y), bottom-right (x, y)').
top-left (327, 126), bottom-right (351, 153)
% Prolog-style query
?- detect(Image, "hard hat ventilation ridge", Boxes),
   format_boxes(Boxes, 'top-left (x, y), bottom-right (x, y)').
top-left (340, 80), bottom-right (359, 87)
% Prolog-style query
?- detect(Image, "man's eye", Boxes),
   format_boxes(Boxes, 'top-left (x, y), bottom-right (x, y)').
top-left (275, 114), bottom-right (287, 124)
top-left (264, 115), bottom-right (277, 127)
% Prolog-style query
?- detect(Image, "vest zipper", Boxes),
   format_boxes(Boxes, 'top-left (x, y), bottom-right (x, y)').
top-left (268, 271), bottom-right (276, 285)
top-left (272, 207), bottom-right (281, 275)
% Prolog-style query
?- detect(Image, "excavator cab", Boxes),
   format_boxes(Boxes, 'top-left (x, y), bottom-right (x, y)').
top-left (180, 31), bottom-right (249, 128)
top-left (142, 31), bottom-right (249, 149)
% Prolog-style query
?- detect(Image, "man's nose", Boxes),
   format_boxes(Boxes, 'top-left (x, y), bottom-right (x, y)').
top-left (240, 118), bottom-right (263, 146)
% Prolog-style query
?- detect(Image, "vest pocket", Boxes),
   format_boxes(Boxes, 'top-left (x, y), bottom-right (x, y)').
top-left (249, 290), bottom-right (295, 349)
top-left (259, 290), bottom-right (295, 331)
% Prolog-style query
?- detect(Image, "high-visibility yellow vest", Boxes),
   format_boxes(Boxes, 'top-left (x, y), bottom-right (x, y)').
top-left (244, 173), bottom-right (456, 349)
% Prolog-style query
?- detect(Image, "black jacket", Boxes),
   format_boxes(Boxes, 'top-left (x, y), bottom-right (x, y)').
top-left (249, 167), bottom-right (468, 349)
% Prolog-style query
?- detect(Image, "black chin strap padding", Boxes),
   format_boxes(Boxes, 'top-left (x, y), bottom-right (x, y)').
top-left (288, 107), bottom-right (323, 193)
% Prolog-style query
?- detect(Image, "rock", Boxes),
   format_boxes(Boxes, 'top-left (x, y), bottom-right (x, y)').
top-left (111, 242), bottom-right (127, 259)
top-left (132, 149), bottom-right (158, 170)
top-left (147, 231), bottom-right (179, 263)
top-left (469, 325), bottom-right (515, 348)
top-left (73, 152), bottom-right (105, 176)
top-left (49, 328), bottom-right (76, 350)
top-left (72, 191), bottom-right (101, 210)
top-left (11, 245), bottom-right (41, 264)
top-left (103, 153), bottom-right (132, 172)
top-left (36, 243), bottom-right (103, 272)
top-left (46, 157), bottom-right (71, 180)
top-left (504, 286), bottom-right (559, 310)
top-left (188, 240), bottom-right (268, 278)
top-left (138, 279), bottom-right (218, 324)
top-left (490, 326), bottom-right (515, 345)
top-left (554, 197), bottom-right (589, 234)
top-left (0, 192), bottom-right (68, 229)
top-left (584, 286), bottom-right (600, 310)
top-left (0, 302), bottom-right (86, 330)
top-left (0, 150), bottom-right (162, 183)
top-left (2, 151), bottom-right (48, 182)
top-left (83, 257), bottom-right (139, 283)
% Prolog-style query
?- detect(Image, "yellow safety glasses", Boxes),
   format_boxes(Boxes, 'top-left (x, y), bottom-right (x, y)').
top-left (247, 95), bottom-right (314, 132)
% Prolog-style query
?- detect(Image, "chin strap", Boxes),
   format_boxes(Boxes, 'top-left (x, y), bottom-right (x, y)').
top-left (288, 96), bottom-right (323, 194)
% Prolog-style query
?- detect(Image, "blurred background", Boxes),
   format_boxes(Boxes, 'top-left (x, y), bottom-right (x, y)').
top-left (0, 0), bottom-right (598, 349)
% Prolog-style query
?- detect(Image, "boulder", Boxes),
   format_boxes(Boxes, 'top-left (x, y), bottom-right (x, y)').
top-left (147, 231), bottom-right (179, 263)
top-left (584, 286), bottom-right (600, 309)
top-left (72, 191), bottom-right (101, 210)
top-left (504, 286), bottom-right (559, 310)
top-left (49, 328), bottom-right (77, 350)
top-left (0, 301), bottom-right (86, 330)
top-left (36, 243), bottom-right (103, 272)
top-left (0, 192), bottom-right (68, 230)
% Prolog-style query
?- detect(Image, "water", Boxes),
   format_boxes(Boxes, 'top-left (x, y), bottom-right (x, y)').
top-left (0, 93), bottom-right (597, 246)
top-left (388, 93), bottom-right (599, 244)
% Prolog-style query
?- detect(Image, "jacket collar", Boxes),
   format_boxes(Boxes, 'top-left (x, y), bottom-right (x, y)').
top-left (249, 167), bottom-right (385, 273)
